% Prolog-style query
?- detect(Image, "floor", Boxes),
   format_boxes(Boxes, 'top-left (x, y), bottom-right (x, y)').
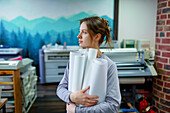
top-left (29, 83), bottom-right (66, 113)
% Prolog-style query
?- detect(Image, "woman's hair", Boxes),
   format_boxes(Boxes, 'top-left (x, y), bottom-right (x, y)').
top-left (79, 16), bottom-right (112, 48)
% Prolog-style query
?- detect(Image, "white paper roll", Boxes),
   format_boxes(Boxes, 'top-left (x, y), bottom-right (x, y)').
top-left (72, 54), bottom-right (86, 92)
top-left (82, 48), bottom-right (98, 90)
top-left (68, 51), bottom-right (80, 91)
top-left (88, 48), bottom-right (98, 60)
top-left (89, 59), bottom-right (108, 104)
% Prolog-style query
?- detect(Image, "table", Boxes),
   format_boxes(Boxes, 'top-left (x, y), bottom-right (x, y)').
top-left (0, 98), bottom-right (8, 113)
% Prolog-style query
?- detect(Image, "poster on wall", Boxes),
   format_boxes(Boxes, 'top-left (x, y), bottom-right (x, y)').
top-left (0, 0), bottom-right (115, 64)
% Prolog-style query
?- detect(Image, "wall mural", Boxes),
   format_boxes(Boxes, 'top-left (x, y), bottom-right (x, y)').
top-left (0, 0), bottom-right (114, 65)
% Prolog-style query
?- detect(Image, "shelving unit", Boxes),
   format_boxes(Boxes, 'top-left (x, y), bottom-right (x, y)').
top-left (0, 59), bottom-right (37, 113)
top-left (0, 69), bottom-right (22, 113)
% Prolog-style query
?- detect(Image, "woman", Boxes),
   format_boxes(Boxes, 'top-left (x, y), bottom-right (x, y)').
top-left (57, 16), bottom-right (121, 113)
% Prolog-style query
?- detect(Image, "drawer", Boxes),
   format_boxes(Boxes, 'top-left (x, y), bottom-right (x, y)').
top-left (45, 76), bottom-right (63, 83)
top-left (21, 70), bottom-right (31, 86)
top-left (45, 62), bottom-right (67, 69)
top-left (0, 75), bottom-right (13, 82)
top-left (6, 108), bottom-right (15, 113)
top-left (0, 83), bottom-right (13, 90)
top-left (22, 82), bottom-right (31, 95)
top-left (2, 90), bottom-right (14, 97)
top-left (45, 69), bottom-right (65, 75)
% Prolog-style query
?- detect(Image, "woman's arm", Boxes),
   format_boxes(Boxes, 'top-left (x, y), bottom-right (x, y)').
top-left (57, 64), bottom-right (72, 103)
top-left (75, 63), bottom-right (121, 113)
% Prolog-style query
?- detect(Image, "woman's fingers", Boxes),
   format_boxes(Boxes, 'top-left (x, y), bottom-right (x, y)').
top-left (87, 95), bottom-right (99, 99)
top-left (81, 86), bottom-right (90, 93)
top-left (83, 99), bottom-right (98, 107)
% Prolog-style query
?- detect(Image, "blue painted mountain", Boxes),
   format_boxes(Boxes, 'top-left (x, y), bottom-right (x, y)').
top-left (10, 16), bottom-right (56, 30)
top-left (67, 12), bottom-right (92, 21)
top-left (1, 19), bottom-right (19, 32)
top-left (8, 12), bottom-right (113, 35)
top-left (31, 17), bottom-right (79, 34)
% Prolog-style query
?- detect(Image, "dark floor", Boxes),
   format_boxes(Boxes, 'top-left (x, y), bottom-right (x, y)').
top-left (29, 83), bottom-right (66, 113)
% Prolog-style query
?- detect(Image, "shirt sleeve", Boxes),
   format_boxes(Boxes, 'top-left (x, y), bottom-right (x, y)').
top-left (56, 63), bottom-right (72, 103)
top-left (75, 63), bottom-right (121, 113)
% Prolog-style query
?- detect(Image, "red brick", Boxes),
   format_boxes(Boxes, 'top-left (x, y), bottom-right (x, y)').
top-left (166, 32), bottom-right (170, 37)
top-left (169, 1), bottom-right (170, 6)
top-left (162, 38), bottom-right (170, 44)
top-left (156, 102), bottom-right (170, 112)
top-left (167, 71), bottom-right (170, 76)
top-left (167, 20), bottom-right (170, 25)
top-left (168, 14), bottom-right (170, 19)
top-left (159, 45), bottom-right (170, 51)
top-left (163, 75), bottom-right (170, 81)
top-left (161, 14), bottom-right (167, 19)
top-left (162, 52), bottom-right (170, 58)
top-left (164, 64), bottom-right (170, 70)
top-left (153, 88), bottom-right (164, 98)
top-left (157, 26), bottom-right (163, 31)
top-left (164, 26), bottom-right (170, 31)
top-left (153, 77), bottom-right (157, 83)
top-left (155, 44), bottom-right (158, 49)
top-left (157, 9), bottom-right (162, 15)
top-left (157, 62), bottom-right (163, 68)
top-left (158, 0), bottom-right (167, 3)
top-left (158, 2), bottom-right (167, 8)
top-left (160, 99), bottom-right (169, 106)
top-left (164, 82), bottom-right (170, 88)
top-left (157, 56), bottom-right (168, 63)
top-left (156, 32), bottom-right (159, 37)
top-left (155, 50), bottom-right (161, 56)
top-left (160, 110), bottom-right (166, 113)
top-left (153, 83), bottom-right (162, 91)
top-left (157, 79), bottom-right (164, 86)
top-left (157, 20), bottom-right (165, 25)
top-left (165, 94), bottom-right (170, 100)
top-left (157, 15), bottom-right (160, 20)
top-left (156, 38), bottom-right (161, 43)
top-left (157, 68), bottom-right (168, 75)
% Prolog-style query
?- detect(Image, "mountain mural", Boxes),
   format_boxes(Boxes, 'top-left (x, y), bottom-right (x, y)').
top-left (0, 11), bottom-right (114, 65)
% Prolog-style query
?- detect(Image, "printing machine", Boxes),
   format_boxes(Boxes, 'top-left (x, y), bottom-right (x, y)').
top-left (0, 48), bottom-right (23, 60)
top-left (101, 48), bottom-right (157, 78)
top-left (39, 45), bottom-right (80, 84)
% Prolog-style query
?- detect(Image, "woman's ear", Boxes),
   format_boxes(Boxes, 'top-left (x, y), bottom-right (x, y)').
top-left (95, 33), bottom-right (101, 42)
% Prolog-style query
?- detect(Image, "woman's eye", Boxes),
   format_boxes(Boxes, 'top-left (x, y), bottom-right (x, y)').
top-left (83, 31), bottom-right (87, 34)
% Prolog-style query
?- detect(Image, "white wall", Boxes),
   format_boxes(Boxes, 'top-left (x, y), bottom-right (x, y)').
top-left (118, 0), bottom-right (157, 48)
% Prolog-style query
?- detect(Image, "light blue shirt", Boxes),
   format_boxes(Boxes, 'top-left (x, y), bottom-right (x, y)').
top-left (57, 54), bottom-right (121, 113)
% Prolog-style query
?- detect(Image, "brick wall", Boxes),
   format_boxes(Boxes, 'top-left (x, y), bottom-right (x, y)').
top-left (153, 0), bottom-right (170, 112)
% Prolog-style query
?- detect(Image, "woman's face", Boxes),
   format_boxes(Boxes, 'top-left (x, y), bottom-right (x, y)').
top-left (77, 22), bottom-right (94, 48)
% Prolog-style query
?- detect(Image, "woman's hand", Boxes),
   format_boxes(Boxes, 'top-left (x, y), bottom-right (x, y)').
top-left (66, 103), bottom-right (76, 113)
top-left (69, 86), bottom-right (99, 107)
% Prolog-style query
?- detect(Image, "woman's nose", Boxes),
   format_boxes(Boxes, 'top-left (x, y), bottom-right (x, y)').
top-left (77, 33), bottom-right (82, 39)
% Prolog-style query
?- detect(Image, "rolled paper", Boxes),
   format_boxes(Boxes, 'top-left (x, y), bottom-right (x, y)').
top-left (82, 48), bottom-right (98, 90)
top-left (89, 59), bottom-right (108, 104)
top-left (88, 48), bottom-right (98, 60)
top-left (68, 51), bottom-right (80, 91)
top-left (72, 54), bottom-right (86, 92)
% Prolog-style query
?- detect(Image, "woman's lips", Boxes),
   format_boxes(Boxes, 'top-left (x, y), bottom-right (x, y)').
top-left (79, 41), bottom-right (82, 44)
